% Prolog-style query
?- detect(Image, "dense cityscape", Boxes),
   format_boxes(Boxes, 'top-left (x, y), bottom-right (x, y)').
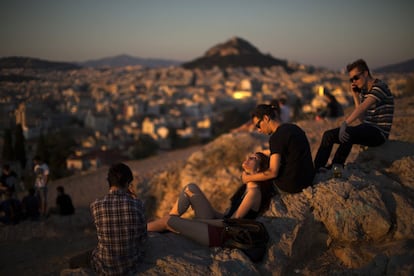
top-left (0, 56), bottom-right (409, 182)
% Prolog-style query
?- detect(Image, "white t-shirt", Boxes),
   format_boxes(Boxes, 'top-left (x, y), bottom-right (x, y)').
top-left (34, 163), bottom-right (49, 188)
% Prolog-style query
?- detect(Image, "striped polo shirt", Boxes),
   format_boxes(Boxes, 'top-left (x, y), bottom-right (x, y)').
top-left (360, 79), bottom-right (394, 138)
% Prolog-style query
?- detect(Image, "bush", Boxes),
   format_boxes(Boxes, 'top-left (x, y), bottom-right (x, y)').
top-left (131, 134), bottom-right (159, 159)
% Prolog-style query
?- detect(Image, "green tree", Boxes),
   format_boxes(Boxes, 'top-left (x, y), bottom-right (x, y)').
top-left (14, 124), bottom-right (26, 169)
top-left (168, 127), bottom-right (187, 149)
top-left (35, 134), bottom-right (50, 163)
top-left (2, 128), bottom-right (14, 161)
top-left (43, 131), bottom-right (76, 179)
top-left (131, 134), bottom-right (159, 159)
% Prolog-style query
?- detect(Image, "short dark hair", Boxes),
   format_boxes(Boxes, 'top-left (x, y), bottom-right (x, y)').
top-left (278, 98), bottom-right (287, 105)
top-left (251, 104), bottom-right (280, 121)
top-left (346, 59), bottom-right (371, 77)
top-left (33, 155), bottom-right (41, 161)
top-left (107, 163), bottom-right (133, 188)
top-left (28, 187), bottom-right (36, 195)
top-left (57, 186), bottom-right (64, 193)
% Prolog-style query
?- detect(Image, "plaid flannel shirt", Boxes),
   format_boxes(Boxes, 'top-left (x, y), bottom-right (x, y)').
top-left (91, 189), bottom-right (147, 275)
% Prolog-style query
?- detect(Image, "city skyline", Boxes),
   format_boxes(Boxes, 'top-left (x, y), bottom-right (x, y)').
top-left (1, 0), bottom-right (414, 70)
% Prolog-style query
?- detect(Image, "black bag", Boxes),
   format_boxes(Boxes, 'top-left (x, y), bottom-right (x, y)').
top-left (221, 218), bottom-right (269, 262)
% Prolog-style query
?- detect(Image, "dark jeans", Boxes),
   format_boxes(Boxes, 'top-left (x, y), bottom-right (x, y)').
top-left (314, 123), bottom-right (386, 170)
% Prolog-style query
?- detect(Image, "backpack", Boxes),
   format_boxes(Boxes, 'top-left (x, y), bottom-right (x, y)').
top-left (221, 218), bottom-right (269, 262)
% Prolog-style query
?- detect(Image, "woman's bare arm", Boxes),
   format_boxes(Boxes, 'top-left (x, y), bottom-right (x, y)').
top-left (231, 184), bottom-right (261, 218)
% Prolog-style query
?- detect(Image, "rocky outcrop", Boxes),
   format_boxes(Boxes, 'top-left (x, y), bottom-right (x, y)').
top-left (62, 131), bottom-right (414, 275)
top-left (182, 37), bottom-right (292, 71)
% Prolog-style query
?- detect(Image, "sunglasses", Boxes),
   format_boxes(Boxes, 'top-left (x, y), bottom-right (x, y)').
top-left (349, 71), bottom-right (364, 83)
top-left (247, 155), bottom-right (258, 161)
top-left (255, 119), bottom-right (263, 129)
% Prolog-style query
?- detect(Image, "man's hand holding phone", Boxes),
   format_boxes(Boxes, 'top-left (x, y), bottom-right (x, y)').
top-left (351, 85), bottom-right (361, 93)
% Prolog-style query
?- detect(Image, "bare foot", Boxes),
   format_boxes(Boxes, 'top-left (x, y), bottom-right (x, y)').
top-left (147, 215), bottom-right (169, 232)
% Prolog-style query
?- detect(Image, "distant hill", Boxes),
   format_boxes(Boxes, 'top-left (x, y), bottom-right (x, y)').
top-left (0, 56), bottom-right (82, 71)
top-left (374, 58), bottom-right (414, 73)
top-left (79, 54), bottom-right (182, 68)
top-left (182, 37), bottom-right (293, 72)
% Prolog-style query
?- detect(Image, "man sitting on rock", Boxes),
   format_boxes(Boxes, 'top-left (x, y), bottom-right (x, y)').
top-left (90, 163), bottom-right (147, 275)
top-left (314, 58), bottom-right (394, 172)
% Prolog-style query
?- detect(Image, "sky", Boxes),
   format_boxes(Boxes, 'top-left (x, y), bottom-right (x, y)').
top-left (1, 0), bottom-right (414, 70)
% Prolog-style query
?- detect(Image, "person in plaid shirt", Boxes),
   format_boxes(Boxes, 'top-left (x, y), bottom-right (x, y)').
top-left (90, 163), bottom-right (147, 275)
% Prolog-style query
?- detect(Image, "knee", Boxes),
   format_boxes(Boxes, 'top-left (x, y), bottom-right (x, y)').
top-left (183, 183), bottom-right (200, 197)
top-left (166, 215), bottom-right (180, 233)
top-left (321, 129), bottom-right (337, 145)
top-left (166, 215), bottom-right (175, 227)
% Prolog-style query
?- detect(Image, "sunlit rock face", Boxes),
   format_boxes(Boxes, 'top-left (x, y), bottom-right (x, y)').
top-left (205, 37), bottom-right (262, 57)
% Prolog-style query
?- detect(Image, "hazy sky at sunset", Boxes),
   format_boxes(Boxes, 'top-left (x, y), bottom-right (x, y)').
top-left (1, 0), bottom-right (413, 70)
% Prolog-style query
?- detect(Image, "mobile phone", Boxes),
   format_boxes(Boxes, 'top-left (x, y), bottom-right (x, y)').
top-left (352, 86), bottom-right (361, 93)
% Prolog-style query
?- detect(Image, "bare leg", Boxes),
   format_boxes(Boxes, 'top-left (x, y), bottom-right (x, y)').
top-left (147, 215), bottom-right (169, 232)
top-left (167, 216), bottom-right (210, 246)
top-left (170, 183), bottom-right (220, 219)
top-left (148, 183), bottom-right (221, 232)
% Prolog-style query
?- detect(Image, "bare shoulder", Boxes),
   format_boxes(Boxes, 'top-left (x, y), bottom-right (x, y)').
top-left (246, 182), bottom-right (260, 190)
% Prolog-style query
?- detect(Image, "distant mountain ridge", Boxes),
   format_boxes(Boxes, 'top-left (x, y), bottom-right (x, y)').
top-left (0, 56), bottom-right (81, 71)
top-left (79, 54), bottom-right (182, 68)
top-left (2, 49), bottom-right (413, 73)
top-left (374, 58), bottom-right (414, 73)
top-left (182, 37), bottom-right (292, 72)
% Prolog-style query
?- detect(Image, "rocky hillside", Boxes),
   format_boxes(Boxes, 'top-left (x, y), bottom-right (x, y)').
top-left (79, 54), bottom-right (182, 68)
top-left (375, 58), bottom-right (414, 73)
top-left (182, 37), bottom-right (291, 71)
top-left (1, 96), bottom-right (413, 275)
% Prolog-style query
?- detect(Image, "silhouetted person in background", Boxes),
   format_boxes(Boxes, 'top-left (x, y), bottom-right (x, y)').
top-left (0, 164), bottom-right (18, 199)
top-left (277, 98), bottom-right (291, 123)
top-left (316, 92), bottom-right (343, 120)
top-left (55, 186), bottom-right (74, 215)
top-left (0, 190), bottom-right (22, 225)
top-left (22, 187), bottom-right (40, 220)
top-left (49, 186), bottom-right (75, 216)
